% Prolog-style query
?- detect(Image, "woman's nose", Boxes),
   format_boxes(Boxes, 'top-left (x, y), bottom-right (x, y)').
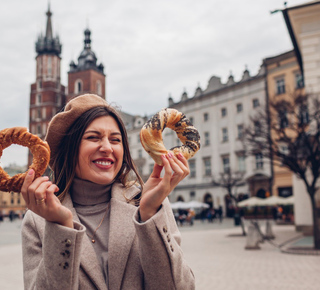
top-left (100, 139), bottom-right (113, 153)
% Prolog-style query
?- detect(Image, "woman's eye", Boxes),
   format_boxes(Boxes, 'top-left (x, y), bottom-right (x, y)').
top-left (86, 136), bottom-right (99, 140)
top-left (111, 138), bottom-right (121, 143)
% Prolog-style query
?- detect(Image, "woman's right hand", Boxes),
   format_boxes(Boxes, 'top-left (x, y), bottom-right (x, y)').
top-left (21, 169), bottom-right (73, 228)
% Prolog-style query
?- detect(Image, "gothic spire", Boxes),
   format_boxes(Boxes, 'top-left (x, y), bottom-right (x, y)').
top-left (45, 4), bottom-right (53, 39)
top-left (35, 5), bottom-right (61, 56)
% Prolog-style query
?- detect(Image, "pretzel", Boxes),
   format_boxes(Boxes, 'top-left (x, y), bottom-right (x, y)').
top-left (0, 127), bottom-right (50, 193)
top-left (140, 108), bottom-right (200, 165)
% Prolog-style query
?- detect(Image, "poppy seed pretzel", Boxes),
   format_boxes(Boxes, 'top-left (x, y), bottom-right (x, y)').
top-left (140, 108), bottom-right (201, 166)
top-left (0, 127), bottom-right (50, 193)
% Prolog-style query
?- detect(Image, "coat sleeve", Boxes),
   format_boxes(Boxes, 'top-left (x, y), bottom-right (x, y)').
top-left (133, 198), bottom-right (195, 290)
top-left (21, 210), bottom-right (86, 290)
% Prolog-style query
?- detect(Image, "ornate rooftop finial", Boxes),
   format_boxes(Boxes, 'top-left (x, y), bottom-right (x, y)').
top-left (241, 65), bottom-right (250, 81)
top-left (36, 5), bottom-right (61, 56)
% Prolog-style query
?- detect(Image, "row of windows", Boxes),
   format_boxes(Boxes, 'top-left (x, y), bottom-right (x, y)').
top-left (188, 154), bottom-right (264, 178)
top-left (277, 105), bottom-right (309, 129)
top-left (201, 99), bottom-right (260, 122)
top-left (74, 79), bottom-right (102, 95)
top-left (203, 124), bottom-right (245, 145)
top-left (35, 94), bottom-right (61, 105)
top-left (275, 72), bottom-right (304, 95)
top-left (31, 123), bottom-right (47, 136)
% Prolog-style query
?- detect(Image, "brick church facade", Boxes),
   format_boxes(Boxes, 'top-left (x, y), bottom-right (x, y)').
top-left (28, 6), bottom-right (105, 165)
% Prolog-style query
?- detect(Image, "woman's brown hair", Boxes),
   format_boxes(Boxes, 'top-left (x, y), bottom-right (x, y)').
top-left (51, 106), bottom-right (143, 201)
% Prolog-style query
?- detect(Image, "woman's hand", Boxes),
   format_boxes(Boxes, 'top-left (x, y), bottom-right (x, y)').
top-left (139, 152), bottom-right (190, 222)
top-left (21, 169), bottom-right (73, 228)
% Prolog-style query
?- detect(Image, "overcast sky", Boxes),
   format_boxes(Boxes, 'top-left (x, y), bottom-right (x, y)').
top-left (0, 0), bottom-right (306, 167)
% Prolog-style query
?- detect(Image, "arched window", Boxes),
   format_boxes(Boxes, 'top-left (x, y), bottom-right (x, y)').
top-left (177, 196), bottom-right (185, 202)
top-left (74, 79), bottom-right (83, 94)
top-left (96, 80), bottom-right (102, 95)
top-left (48, 56), bottom-right (52, 76)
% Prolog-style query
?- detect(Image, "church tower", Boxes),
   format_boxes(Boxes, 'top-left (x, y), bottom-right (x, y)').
top-left (29, 5), bottom-right (66, 165)
top-left (67, 28), bottom-right (105, 102)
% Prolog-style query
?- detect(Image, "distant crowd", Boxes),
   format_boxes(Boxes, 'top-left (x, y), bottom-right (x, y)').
top-left (174, 206), bottom-right (224, 226)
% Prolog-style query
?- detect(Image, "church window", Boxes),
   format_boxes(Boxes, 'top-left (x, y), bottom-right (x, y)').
top-left (56, 94), bottom-right (61, 106)
top-left (96, 80), bottom-right (102, 95)
top-left (48, 56), bottom-right (52, 76)
top-left (75, 79), bottom-right (83, 94)
top-left (37, 108), bottom-right (42, 119)
top-left (42, 108), bottom-right (46, 119)
top-left (36, 94), bottom-right (41, 104)
top-left (42, 123), bottom-right (46, 135)
top-left (37, 125), bottom-right (42, 135)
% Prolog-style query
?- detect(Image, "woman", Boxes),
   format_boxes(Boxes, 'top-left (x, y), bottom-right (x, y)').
top-left (21, 94), bottom-right (195, 289)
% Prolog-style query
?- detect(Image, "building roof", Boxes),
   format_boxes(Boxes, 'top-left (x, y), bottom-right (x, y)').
top-left (69, 28), bottom-right (104, 74)
top-left (281, 1), bottom-right (320, 77)
top-left (35, 5), bottom-right (61, 56)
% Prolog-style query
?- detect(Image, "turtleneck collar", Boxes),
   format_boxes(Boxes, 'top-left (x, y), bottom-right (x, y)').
top-left (70, 177), bottom-right (112, 206)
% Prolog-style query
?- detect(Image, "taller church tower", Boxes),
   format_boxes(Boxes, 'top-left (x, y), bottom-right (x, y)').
top-left (29, 6), bottom-right (66, 164)
top-left (68, 28), bottom-right (106, 102)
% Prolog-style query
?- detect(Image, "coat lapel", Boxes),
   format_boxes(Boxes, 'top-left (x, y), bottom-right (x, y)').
top-left (63, 194), bottom-right (108, 290)
top-left (107, 183), bottom-right (140, 290)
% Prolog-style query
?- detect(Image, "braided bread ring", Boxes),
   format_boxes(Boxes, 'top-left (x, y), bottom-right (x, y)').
top-left (0, 127), bottom-right (50, 193)
top-left (140, 108), bottom-right (200, 165)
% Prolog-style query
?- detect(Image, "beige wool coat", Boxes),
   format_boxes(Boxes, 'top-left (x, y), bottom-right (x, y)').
top-left (21, 182), bottom-right (195, 290)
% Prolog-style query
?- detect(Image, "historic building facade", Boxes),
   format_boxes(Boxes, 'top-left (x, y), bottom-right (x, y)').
top-left (125, 66), bottom-right (272, 215)
top-left (263, 50), bottom-right (303, 199)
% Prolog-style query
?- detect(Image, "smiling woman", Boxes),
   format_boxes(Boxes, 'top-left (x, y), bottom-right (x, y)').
top-left (20, 94), bottom-right (195, 289)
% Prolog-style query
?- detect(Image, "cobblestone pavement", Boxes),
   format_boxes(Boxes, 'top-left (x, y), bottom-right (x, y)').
top-left (180, 220), bottom-right (320, 290)
top-left (0, 218), bottom-right (320, 289)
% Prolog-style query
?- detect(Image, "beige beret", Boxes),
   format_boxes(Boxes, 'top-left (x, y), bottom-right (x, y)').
top-left (45, 94), bottom-right (109, 167)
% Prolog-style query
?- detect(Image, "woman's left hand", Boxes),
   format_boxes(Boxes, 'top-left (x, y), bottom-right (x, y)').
top-left (139, 152), bottom-right (190, 222)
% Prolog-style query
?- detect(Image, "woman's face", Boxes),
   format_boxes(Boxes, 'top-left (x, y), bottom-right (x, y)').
top-left (75, 115), bottom-right (124, 185)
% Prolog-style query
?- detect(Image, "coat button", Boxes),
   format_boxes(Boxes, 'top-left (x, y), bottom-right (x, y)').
top-left (170, 245), bottom-right (174, 252)
top-left (163, 226), bottom-right (168, 233)
top-left (167, 235), bottom-right (171, 243)
top-left (65, 239), bottom-right (72, 247)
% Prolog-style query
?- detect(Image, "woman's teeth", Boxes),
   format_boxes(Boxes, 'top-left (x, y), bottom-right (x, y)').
top-left (94, 161), bottom-right (112, 165)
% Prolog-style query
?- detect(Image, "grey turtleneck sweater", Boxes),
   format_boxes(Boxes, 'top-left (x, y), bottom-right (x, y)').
top-left (70, 177), bottom-right (112, 284)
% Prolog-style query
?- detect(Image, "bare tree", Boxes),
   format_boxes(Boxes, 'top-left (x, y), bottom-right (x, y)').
top-left (243, 91), bottom-right (320, 249)
top-left (212, 170), bottom-right (246, 236)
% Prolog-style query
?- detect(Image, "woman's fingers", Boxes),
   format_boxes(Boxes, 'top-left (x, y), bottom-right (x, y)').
top-left (150, 162), bottom-right (163, 179)
top-left (20, 169), bottom-right (35, 204)
top-left (167, 152), bottom-right (190, 181)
